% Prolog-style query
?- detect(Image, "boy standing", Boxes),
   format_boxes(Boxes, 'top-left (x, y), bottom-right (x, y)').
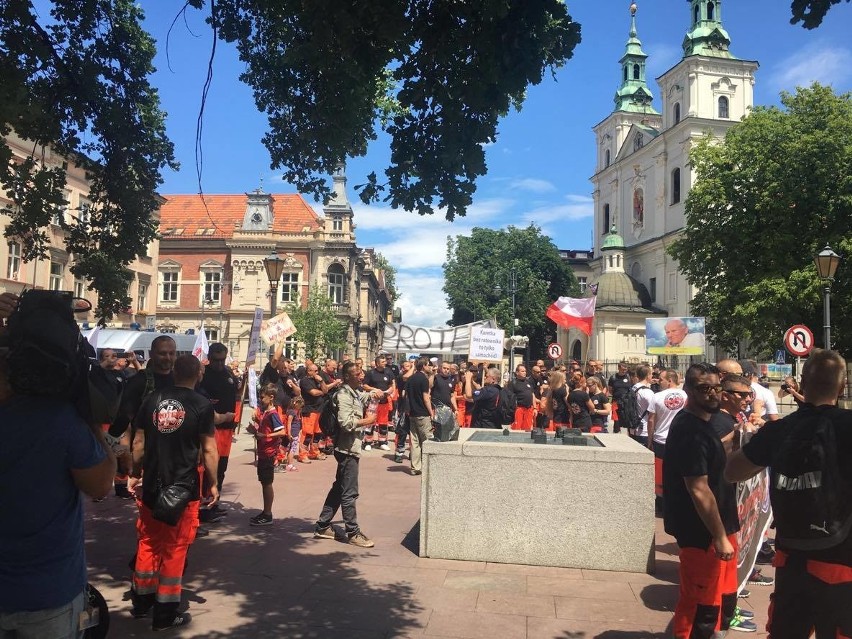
top-left (248, 385), bottom-right (291, 526)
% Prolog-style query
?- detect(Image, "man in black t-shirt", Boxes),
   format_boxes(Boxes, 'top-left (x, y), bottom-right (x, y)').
top-left (259, 346), bottom-right (301, 409)
top-left (129, 354), bottom-right (217, 631)
top-left (664, 363), bottom-right (740, 639)
top-left (300, 362), bottom-right (333, 459)
top-left (465, 367), bottom-right (502, 429)
top-left (406, 357), bottom-right (433, 475)
top-left (198, 343), bottom-right (239, 497)
top-left (393, 360), bottom-right (416, 463)
top-left (362, 355), bottom-right (395, 451)
top-left (726, 349), bottom-right (852, 639)
top-left (608, 361), bottom-right (632, 434)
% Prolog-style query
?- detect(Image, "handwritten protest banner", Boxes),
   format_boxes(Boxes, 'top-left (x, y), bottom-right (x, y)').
top-left (261, 311), bottom-right (297, 344)
top-left (469, 326), bottom-right (505, 362)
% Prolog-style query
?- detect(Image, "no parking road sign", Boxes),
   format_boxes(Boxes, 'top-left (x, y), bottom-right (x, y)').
top-left (784, 324), bottom-right (814, 357)
top-left (547, 342), bottom-right (562, 360)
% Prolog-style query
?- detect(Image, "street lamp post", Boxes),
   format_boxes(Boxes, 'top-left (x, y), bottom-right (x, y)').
top-left (199, 295), bottom-right (213, 337)
top-left (263, 249), bottom-right (286, 318)
top-left (494, 268), bottom-right (519, 372)
top-left (814, 244), bottom-right (841, 350)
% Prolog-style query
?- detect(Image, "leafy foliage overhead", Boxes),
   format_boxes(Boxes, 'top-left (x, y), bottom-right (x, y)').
top-left (790, 0), bottom-right (851, 28)
top-left (443, 225), bottom-right (578, 360)
top-left (0, 0), bottom-right (176, 318)
top-left (668, 84), bottom-right (852, 357)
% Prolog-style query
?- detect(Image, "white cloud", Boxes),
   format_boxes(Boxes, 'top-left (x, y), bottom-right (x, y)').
top-left (508, 177), bottom-right (557, 193)
top-left (394, 272), bottom-right (450, 328)
top-left (769, 42), bottom-right (852, 91)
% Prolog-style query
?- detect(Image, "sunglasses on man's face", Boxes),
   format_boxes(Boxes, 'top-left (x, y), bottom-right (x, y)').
top-left (724, 389), bottom-right (751, 398)
top-left (695, 384), bottom-right (723, 395)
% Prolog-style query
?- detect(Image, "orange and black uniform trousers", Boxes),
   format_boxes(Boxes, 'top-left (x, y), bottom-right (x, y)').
top-left (767, 550), bottom-right (852, 639)
top-left (673, 533), bottom-right (738, 639)
top-left (132, 500), bottom-right (200, 626)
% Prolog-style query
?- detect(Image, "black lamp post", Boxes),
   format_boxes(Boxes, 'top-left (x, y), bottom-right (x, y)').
top-left (353, 314), bottom-right (362, 359)
top-left (263, 249), bottom-right (286, 317)
top-left (814, 244), bottom-right (841, 349)
top-left (200, 295), bottom-right (213, 337)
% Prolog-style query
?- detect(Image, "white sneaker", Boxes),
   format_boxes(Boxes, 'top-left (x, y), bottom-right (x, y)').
top-left (379, 443), bottom-right (390, 451)
top-left (363, 444), bottom-right (372, 451)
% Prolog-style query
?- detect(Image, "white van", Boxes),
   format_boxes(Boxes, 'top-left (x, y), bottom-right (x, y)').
top-left (81, 329), bottom-right (198, 363)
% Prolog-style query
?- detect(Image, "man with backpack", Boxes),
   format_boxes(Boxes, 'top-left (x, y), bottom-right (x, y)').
top-left (625, 364), bottom-right (655, 446)
top-left (726, 349), bottom-right (852, 638)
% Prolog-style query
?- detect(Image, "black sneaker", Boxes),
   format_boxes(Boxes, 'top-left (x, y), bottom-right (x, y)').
top-left (249, 513), bottom-right (273, 526)
top-left (738, 588), bottom-right (750, 599)
top-left (747, 569), bottom-right (774, 586)
top-left (735, 607), bottom-right (754, 620)
top-left (153, 612), bottom-right (191, 631)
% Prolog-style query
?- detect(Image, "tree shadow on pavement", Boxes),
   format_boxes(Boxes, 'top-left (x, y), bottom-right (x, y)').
top-left (85, 501), bottom-right (425, 638)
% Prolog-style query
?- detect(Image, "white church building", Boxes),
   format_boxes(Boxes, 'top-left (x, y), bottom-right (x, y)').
top-left (562, 0), bottom-right (758, 364)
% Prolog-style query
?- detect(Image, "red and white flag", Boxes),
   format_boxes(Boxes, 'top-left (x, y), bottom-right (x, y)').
top-left (192, 329), bottom-right (210, 362)
top-left (545, 296), bottom-right (596, 336)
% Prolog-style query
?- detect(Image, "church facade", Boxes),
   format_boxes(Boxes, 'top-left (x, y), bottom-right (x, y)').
top-left (563, 0), bottom-right (758, 364)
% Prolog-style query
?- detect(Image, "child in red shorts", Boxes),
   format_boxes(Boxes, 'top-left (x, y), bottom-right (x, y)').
top-left (247, 385), bottom-right (290, 526)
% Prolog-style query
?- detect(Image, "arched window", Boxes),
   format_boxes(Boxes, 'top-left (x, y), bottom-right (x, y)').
top-left (605, 149), bottom-right (611, 168)
top-left (708, 2), bottom-right (715, 20)
top-left (623, 67), bottom-right (628, 82)
top-left (327, 263), bottom-right (345, 304)
top-left (603, 204), bottom-right (610, 233)
top-left (694, 5), bottom-right (700, 23)
top-left (674, 102), bottom-right (681, 124)
top-left (718, 96), bottom-right (729, 119)
top-left (671, 168), bottom-right (681, 204)
top-left (633, 64), bottom-right (640, 80)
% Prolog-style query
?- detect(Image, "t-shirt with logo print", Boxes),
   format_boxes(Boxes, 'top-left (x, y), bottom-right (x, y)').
top-left (135, 386), bottom-right (215, 510)
top-left (648, 387), bottom-right (687, 444)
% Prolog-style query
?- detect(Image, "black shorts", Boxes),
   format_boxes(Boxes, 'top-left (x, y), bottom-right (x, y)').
top-left (257, 458), bottom-right (275, 486)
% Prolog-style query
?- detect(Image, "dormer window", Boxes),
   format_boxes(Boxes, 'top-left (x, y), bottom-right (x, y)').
top-left (332, 217), bottom-right (343, 231)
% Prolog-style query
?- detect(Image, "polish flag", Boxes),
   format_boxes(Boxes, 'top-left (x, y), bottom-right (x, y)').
top-left (545, 297), bottom-right (596, 336)
top-left (192, 329), bottom-right (210, 362)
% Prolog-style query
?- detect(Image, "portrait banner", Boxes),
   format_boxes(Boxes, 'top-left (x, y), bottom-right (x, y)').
top-left (646, 316), bottom-right (706, 356)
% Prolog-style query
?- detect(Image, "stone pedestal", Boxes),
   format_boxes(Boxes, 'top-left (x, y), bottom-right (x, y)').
top-left (419, 430), bottom-right (655, 573)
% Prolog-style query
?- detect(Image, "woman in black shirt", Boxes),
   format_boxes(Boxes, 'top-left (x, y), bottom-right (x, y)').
top-left (587, 377), bottom-right (611, 433)
top-left (567, 374), bottom-right (595, 432)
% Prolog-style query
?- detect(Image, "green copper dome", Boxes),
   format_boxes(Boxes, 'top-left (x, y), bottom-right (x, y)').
top-left (614, 3), bottom-right (660, 115)
top-left (683, 0), bottom-right (736, 59)
top-left (601, 225), bottom-right (625, 250)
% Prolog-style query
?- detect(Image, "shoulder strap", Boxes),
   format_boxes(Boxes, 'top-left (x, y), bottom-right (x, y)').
top-left (143, 367), bottom-right (156, 399)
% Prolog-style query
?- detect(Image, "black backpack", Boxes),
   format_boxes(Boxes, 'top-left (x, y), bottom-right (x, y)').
top-left (620, 385), bottom-right (647, 431)
top-left (318, 390), bottom-right (341, 440)
top-left (499, 384), bottom-right (517, 426)
top-left (769, 408), bottom-right (852, 550)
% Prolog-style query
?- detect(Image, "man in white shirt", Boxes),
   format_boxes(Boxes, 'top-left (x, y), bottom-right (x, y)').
top-left (630, 364), bottom-right (656, 447)
top-left (738, 359), bottom-right (779, 425)
top-left (647, 369), bottom-right (687, 455)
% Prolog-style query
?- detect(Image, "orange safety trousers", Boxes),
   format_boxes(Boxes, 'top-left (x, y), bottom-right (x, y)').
top-left (673, 533), bottom-right (738, 639)
top-left (513, 406), bottom-right (535, 431)
top-left (132, 500), bottom-right (200, 604)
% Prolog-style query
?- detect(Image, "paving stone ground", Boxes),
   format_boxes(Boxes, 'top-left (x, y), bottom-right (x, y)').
top-left (85, 430), bottom-right (773, 638)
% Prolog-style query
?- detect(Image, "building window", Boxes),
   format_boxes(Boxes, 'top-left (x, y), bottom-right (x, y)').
top-left (605, 149), bottom-right (611, 168)
top-left (708, 1), bottom-right (715, 20)
top-left (161, 271), bottom-right (179, 303)
top-left (204, 328), bottom-right (219, 342)
top-left (633, 64), bottom-right (640, 80)
top-left (694, 5), bottom-right (700, 23)
top-left (328, 264), bottom-right (345, 304)
top-left (623, 67), bottom-right (628, 82)
top-left (650, 277), bottom-right (657, 302)
top-left (137, 282), bottom-right (149, 312)
top-left (718, 96), bottom-right (729, 119)
top-left (671, 168), bottom-right (681, 204)
top-left (74, 278), bottom-right (86, 299)
top-left (332, 217), bottom-right (343, 231)
top-left (603, 204), bottom-right (610, 233)
top-left (280, 271), bottom-right (299, 303)
top-left (7, 242), bottom-right (21, 280)
top-left (78, 199), bottom-right (91, 224)
top-left (674, 102), bottom-right (681, 124)
top-left (203, 271), bottom-right (222, 303)
top-left (283, 336), bottom-right (298, 360)
top-left (49, 261), bottom-right (63, 290)
top-left (578, 277), bottom-right (587, 294)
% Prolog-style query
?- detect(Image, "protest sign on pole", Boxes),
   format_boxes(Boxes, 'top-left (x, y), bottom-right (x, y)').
top-left (244, 307), bottom-right (265, 367)
top-left (468, 326), bottom-right (505, 362)
top-left (261, 311), bottom-right (297, 344)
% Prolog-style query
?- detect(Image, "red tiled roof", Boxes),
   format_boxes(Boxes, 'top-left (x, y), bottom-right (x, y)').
top-left (158, 193), bottom-right (323, 238)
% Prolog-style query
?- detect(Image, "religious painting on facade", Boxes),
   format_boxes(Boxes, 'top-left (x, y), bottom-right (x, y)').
top-left (632, 188), bottom-right (644, 227)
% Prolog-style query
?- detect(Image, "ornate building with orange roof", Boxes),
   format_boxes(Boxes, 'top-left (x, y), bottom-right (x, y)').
top-left (156, 167), bottom-right (393, 363)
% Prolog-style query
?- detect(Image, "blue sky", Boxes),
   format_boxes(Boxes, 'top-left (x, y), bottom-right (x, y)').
top-left (139, 1), bottom-right (852, 328)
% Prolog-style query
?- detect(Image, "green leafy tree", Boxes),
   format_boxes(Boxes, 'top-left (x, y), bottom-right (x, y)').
top-left (791, 0), bottom-right (851, 28)
top-left (0, 0), bottom-right (176, 318)
top-left (668, 84), bottom-right (852, 357)
top-left (443, 225), bottom-right (578, 360)
top-left (2, 0), bottom-right (581, 320)
top-left (374, 253), bottom-right (399, 305)
top-left (287, 289), bottom-right (347, 360)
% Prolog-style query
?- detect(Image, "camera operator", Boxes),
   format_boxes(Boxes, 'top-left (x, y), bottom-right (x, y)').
top-left (0, 291), bottom-right (116, 638)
